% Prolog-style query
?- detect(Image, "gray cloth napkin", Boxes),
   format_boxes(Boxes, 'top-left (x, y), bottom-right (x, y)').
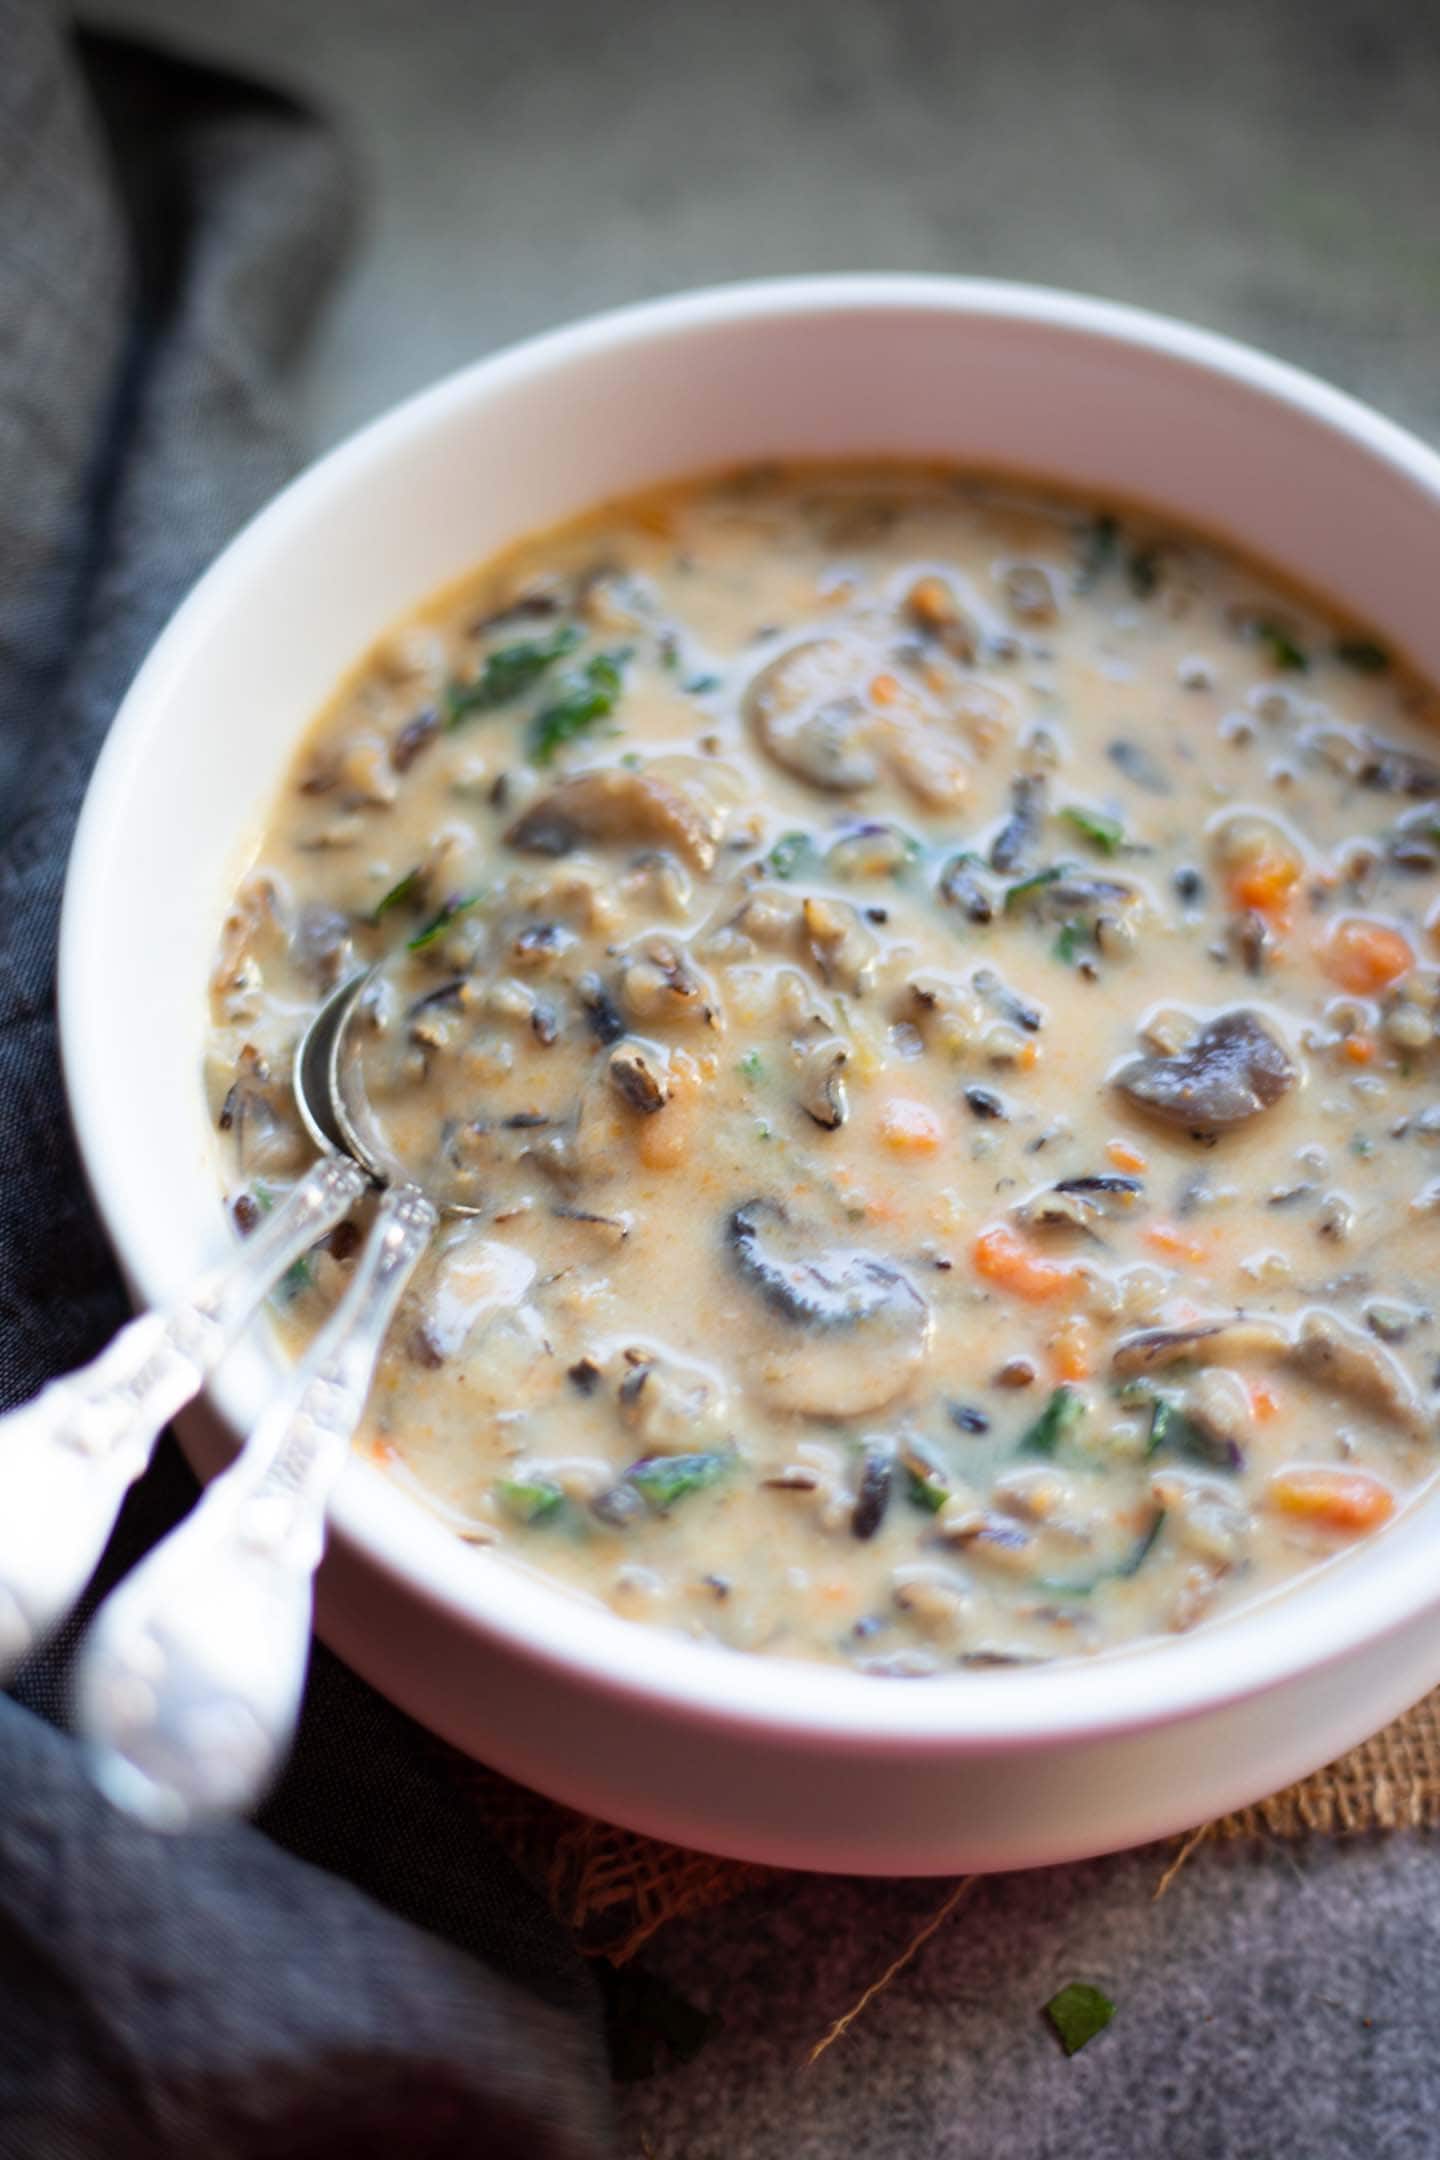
top-left (0, 5), bottom-right (612, 2153)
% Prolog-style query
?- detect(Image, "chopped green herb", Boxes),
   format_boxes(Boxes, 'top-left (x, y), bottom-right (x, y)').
top-left (497, 1475), bottom-right (565, 1524)
top-left (371, 865), bottom-right (423, 921)
top-left (626, 1451), bottom-right (730, 1511)
top-left (1334, 636), bottom-right (1391, 674)
top-left (1019, 1384), bottom-right (1087, 1457)
top-left (407, 892), bottom-right (483, 952)
top-left (739, 1049), bottom-right (766, 1083)
top-left (768, 830), bottom-right (818, 880)
top-left (530, 647), bottom-right (631, 764)
top-left (1053, 920), bottom-right (1090, 967)
top-left (1076, 512), bottom-right (1119, 588)
top-left (1045, 1982), bottom-right (1115, 2057)
top-left (619, 750), bottom-right (643, 770)
top-left (1253, 618), bottom-right (1309, 672)
top-left (1351, 1134), bottom-right (1375, 1159)
top-left (904, 1466), bottom-right (950, 1513)
top-left (684, 671), bottom-right (722, 694)
top-left (445, 623), bottom-right (581, 726)
top-left (1004, 863), bottom-right (1071, 914)
top-left (1060, 805), bottom-right (1126, 856)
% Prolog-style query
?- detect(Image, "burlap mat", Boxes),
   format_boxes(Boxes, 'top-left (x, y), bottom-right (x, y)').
top-left (468, 1687), bottom-right (1440, 1964)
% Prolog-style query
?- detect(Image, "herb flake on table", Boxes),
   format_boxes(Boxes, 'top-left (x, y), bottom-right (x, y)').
top-left (1044, 1981), bottom-right (1115, 2056)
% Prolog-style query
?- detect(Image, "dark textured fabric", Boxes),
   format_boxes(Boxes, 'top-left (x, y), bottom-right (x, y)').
top-left (0, 7), bottom-right (612, 2154)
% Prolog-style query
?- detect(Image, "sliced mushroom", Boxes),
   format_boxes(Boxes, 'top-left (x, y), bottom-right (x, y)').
top-left (744, 638), bottom-right (879, 791)
top-left (1113, 1009), bottom-right (1297, 1135)
top-left (1289, 1310), bottom-right (1431, 1443)
top-left (727, 1198), bottom-right (931, 1417)
top-left (506, 766), bottom-right (723, 871)
top-left (1111, 1314), bottom-right (1292, 1378)
top-left (795, 1036), bottom-right (850, 1129)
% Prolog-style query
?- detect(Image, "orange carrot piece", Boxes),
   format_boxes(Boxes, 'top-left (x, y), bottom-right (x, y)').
top-left (879, 1099), bottom-right (944, 1155)
top-left (1266, 1466), bottom-right (1395, 1533)
top-left (973, 1223), bottom-right (1079, 1303)
top-left (1246, 1379), bottom-right (1281, 1424)
top-left (869, 672), bottom-right (903, 706)
top-left (1106, 1138), bottom-right (1148, 1174)
top-left (1230, 854), bottom-right (1301, 919)
top-left (1049, 1314), bottom-right (1095, 1382)
top-left (1342, 1033), bottom-right (1375, 1064)
top-left (1323, 916), bottom-right (1415, 995)
top-left (1142, 1222), bottom-right (1210, 1266)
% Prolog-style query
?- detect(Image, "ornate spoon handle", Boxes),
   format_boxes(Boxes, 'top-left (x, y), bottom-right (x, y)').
top-left (0, 1155), bottom-right (368, 1677)
top-left (74, 1182), bottom-right (436, 1830)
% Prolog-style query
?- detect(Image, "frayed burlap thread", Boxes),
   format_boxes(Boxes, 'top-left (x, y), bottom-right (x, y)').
top-left (467, 1686), bottom-right (1440, 1960)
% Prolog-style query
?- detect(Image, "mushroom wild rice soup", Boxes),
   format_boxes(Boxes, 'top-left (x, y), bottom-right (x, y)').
top-left (209, 463), bottom-right (1440, 1675)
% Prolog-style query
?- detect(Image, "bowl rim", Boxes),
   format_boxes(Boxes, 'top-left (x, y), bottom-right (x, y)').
top-left (59, 271), bottom-right (1440, 1756)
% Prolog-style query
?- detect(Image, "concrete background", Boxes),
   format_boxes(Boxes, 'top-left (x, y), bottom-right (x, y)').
top-left (79, 2), bottom-right (1440, 2153)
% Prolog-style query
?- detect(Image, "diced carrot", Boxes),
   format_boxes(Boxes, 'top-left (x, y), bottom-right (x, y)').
top-left (1323, 916), bottom-right (1415, 995)
top-left (1142, 1222), bottom-right (1210, 1266)
top-left (1246, 1379), bottom-right (1281, 1424)
top-left (1049, 1314), bottom-right (1095, 1382)
top-left (879, 1099), bottom-right (944, 1155)
top-left (1342, 1033), bottom-right (1375, 1065)
top-left (973, 1223), bottom-right (1080, 1303)
top-left (1106, 1138), bottom-right (1148, 1174)
top-left (869, 672), bottom-right (903, 707)
top-left (1229, 854), bottom-right (1301, 919)
top-left (1016, 1040), bottom-right (1041, 1072)
top-left (1266, 1466), bottom-right (1395, 1533)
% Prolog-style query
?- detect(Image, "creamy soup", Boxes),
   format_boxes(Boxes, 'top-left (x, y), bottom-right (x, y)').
top-left (207, 463), bottom-right (1440, 1673)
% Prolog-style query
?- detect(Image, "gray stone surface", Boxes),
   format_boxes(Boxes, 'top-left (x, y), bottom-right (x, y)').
top-left (75, 0), bottom-right (1440, 2151)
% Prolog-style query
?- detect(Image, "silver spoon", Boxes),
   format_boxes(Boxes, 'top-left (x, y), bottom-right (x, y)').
top-left (0, 978), bottom-right (385, 1683)
top-left (70, 967), bottom-right (446, 1829)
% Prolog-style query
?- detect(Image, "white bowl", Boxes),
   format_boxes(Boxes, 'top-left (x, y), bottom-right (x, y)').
top-left (60, 276), bottom-right (1440, 1873)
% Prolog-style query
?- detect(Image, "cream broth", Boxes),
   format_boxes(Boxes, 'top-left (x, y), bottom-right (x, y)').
top-left (207, 464), bottom-right (1440, 1673)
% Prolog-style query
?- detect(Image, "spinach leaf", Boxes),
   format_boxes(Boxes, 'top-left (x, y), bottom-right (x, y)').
top-left (497, 1475), bottom-right (565, 1524)
top-left (371, 865), bottom-right (423, 921)
top-left (445, 622), bottom-right (581, 726)
top-left (1003, 863), bottom-right (1072, 914)
top-left (1053, 920), bottom-right (1090, 967)
top-left (1018, 1384), bottom-right (1087, 1457)
top-left (1253, 618), bottom-right (1309, 672)
top-left (530, 647), bottom-right (630, 763)
top-left (407, 892), bottom-right (483, 952)
top-left (1060, 804), bottom-right (1126, 856)
top-left (626, 1451), bottom-right (730, 1511)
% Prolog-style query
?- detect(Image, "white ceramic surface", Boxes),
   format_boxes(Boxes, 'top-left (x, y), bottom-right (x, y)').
top-left (59, 277), bottom-right (1440, 1873)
